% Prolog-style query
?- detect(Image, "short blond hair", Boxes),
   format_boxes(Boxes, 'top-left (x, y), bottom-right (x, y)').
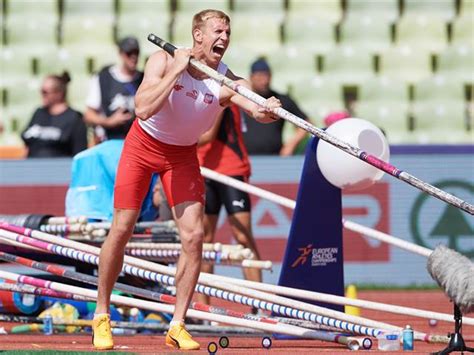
top-left (192, 9), bottom-right (230, 32)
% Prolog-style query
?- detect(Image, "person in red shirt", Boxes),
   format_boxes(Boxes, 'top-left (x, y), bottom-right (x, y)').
top-left (197, 105), bottom-right (262, 309)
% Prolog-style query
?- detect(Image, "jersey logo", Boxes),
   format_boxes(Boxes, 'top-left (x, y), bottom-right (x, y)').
top-left (186, 89), bottom-right (198, 100)
top-left (204, 93), bottom-right (214, 104)
top-left (174, 84), bottom-right (184, 91)
top-left (232, 199), bottom-right (245, 209)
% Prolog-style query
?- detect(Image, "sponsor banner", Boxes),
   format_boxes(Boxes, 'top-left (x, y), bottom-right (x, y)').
top-left (0, 147), bottom-right (472, 285)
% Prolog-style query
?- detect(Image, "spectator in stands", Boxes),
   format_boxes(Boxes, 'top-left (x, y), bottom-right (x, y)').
top-left (242, 57), bottom-right (309, 156)
top-left (84, 36), bottom-right (144, 142)
top-left (21, 72), bottom-right (87, 158)
top-left (196, 105), bottom-right (262, 311)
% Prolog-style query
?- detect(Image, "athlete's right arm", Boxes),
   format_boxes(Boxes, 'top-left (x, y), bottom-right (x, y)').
top-left (135, 49), bottom-right (191, 120)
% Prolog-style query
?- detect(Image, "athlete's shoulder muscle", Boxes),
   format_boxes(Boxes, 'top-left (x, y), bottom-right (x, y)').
top-left (141, 50), bottom-right (171, 87)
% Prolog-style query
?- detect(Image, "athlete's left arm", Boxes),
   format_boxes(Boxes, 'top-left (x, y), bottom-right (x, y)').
top-left (220, 70), bottom-right (280, 124)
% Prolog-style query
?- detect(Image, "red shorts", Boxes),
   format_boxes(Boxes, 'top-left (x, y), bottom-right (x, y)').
top-left (114, 120), bottom-right (204, 210)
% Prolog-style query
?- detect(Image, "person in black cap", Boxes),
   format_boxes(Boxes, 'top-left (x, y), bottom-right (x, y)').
top-left (242, 57), bottom-right (309, 155)
top-left (84, 36), bottom-right (144, 142)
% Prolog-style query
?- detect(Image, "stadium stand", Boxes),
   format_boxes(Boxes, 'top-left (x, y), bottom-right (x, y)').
top-left (437, 45), bottom-right (474, 82)
top-left (0, 0), bottom-right (472, 148)
top-left (411, 74), bottom-right (471, 143)
top-left (402, 0), bottom-right (456, 21)
top-left (284, 15), bottom-right (335, 54)
top-left (290, 77), bottom-right (345, 126)
top-left (266, 47), bottom-right (316, 93)
top-left (340, 16), bottom-right (392, 53)
top-left (35, 49), bottom-right (91, 77)
top-left (460, 0), bottom-right (474, 16)
top-left (379, 45), bottom-right (432, 84)
top-left (117, 0), bottom-right (171, 59)
top-left (228, 14), bottom-right (282, 52)
top-left (396, 14), bottom-right (448, 53)
top-left (67, 74), bottom-right (92, 113)
top-left (4, 78), bottom-right (40, 135)
top-left (355, 76), bottom-right (410, 142)
top-left (287, 0), bottom-right (342, 24)
top-left (233, 0), bottom-right (284, 16)
top-left (0, 48), bottom-right (34, 89)
top-left (321, 46), bottom-right (374, 85)
top-left (452, 13), bottom-right (474, 46)
top-left (5, 0), bottom-right (59, 55)
top-left (176, 0), bottom-right (230, 14)
top-left (223, 47), bottom-right (261, 80)
top-left (61, 0), bottom-right (115, 56)
top-left (345, 0), bottom-right (399, 22)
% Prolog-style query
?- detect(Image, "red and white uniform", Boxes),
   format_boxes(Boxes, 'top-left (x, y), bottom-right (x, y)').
top-left (114, 62), bottom-right (228, 209)
top-left (139, 62), bottom-right (228, 146)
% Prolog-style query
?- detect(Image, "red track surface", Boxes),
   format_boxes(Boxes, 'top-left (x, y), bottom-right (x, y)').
top-left (0, 290), bottom-right (473, 354)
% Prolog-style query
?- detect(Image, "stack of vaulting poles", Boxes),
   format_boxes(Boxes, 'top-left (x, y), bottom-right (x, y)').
top-left (1, 222), bottom-right (469, 350)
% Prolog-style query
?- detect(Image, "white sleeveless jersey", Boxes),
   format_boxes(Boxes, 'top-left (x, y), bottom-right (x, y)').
top-left (138, 62), bottom-right (228, 146)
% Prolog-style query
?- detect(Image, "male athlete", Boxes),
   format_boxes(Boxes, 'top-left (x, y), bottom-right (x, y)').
top-left (92, 9), bottom-right (281, 351)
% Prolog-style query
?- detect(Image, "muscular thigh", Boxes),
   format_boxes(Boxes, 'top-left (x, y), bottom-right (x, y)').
top-left (114, 133), bottom-right (155, 210)
top-left (160, 149), bottom-right (205, 208)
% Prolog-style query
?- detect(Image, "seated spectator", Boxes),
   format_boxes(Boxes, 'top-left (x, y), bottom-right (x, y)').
top-left (21, 72), bottom-right (87, 158)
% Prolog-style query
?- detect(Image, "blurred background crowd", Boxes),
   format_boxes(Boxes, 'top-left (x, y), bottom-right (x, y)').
top-left (0, 0), bottom-right (472, 159)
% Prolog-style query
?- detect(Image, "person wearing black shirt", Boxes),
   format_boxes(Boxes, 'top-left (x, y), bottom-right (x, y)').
top-left (84, 36), bottom-right (144, 142)
top-left (242, 58), bottom-right (309, 155)
top-left (21, 72), bottom-right (87, 158)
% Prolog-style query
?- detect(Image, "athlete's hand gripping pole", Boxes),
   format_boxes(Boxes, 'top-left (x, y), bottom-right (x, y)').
top-left (147, 33), bottom-right (474, 215)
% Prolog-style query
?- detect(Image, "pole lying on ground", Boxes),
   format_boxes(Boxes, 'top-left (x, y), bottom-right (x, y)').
top-left (0, 269), bottom-right (367, 350)
top-left (147, 34), bottom-right (473, 216)
top-left (0, 225), bottom-right (456, 344)
top-left (0, 250), bottom-right (278, 327)
top-left (0, 225), bottom-right (465, 328)
top-left (0, 227), bottom-right (394, 338)
top-left (0, 313), bottom-right (261, 334)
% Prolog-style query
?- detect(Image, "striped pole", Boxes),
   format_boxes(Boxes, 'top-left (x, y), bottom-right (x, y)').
top-left (85, 220), bottom-right (177, 232)
top-left (0, 280), bottom-right (90, 301)
top-left (149, 34), bottom-right (474, 215)
top-left (1, 224), bottom-right (459, 341)
top-left (0, 227), bottom-right (396, 338)
top-left (0, 269), bottom-right (367, 350)
top-left (0, 224), bottom-right (468, 333)
top-left (0, 251), bottom-right (278, 327)
top-left (0, 314), bottom-right (261, 334)
top-left (46, 216), bottom-right (87, 225)
top-left (126, 248), bottom-right (251, 261)
top-left (124, 248), bottom-right (269, 269)
top-left (125, 242), bottom-right (244, 253)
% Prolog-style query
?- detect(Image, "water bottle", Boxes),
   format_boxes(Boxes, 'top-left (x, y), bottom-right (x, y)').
top-left (43, 315), bottom-right (53, 335)
top-left (402, 325), bottom-right (414, 351)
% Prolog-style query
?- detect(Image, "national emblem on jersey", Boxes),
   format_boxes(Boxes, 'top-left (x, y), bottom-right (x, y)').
top-left (204, 93), bottom-right (214, 104)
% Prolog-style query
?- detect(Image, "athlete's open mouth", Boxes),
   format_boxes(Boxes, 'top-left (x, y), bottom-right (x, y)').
top-left (212, 44), bottom-right (226, 56)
